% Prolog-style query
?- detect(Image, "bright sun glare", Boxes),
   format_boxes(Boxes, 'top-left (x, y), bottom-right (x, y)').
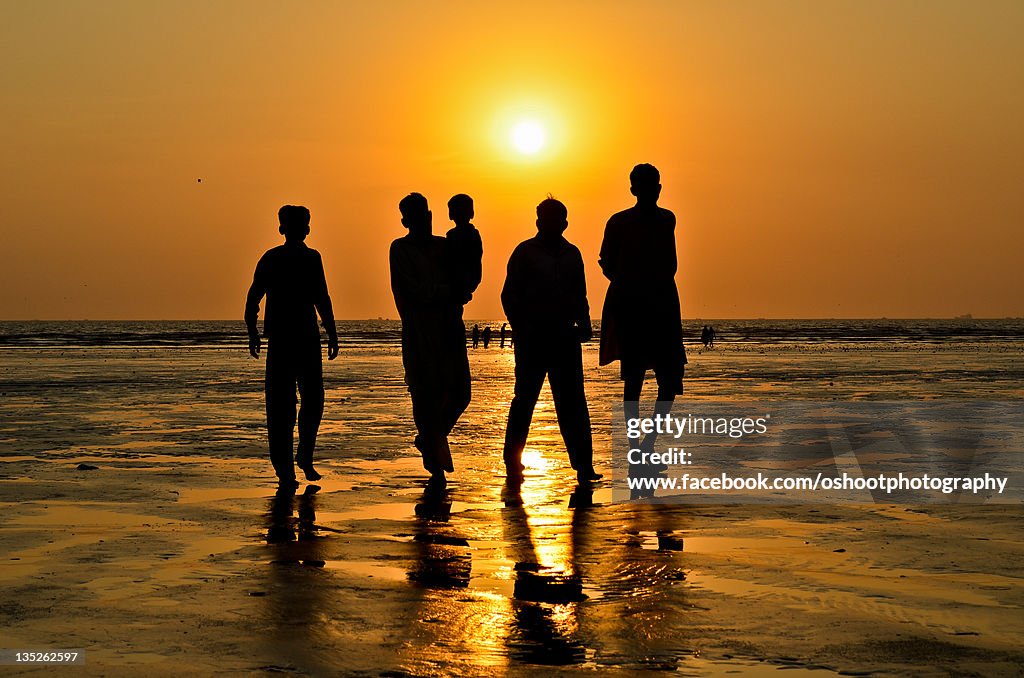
top-left (511, 120), bottom-right (546, 155)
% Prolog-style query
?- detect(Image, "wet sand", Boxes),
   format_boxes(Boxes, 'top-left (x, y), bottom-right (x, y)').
top-left (1, 342), bottom-right (1023, 675)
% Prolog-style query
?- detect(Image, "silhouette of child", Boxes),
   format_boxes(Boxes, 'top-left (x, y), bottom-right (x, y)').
top-left (445, 194), bottom-right (483, 305)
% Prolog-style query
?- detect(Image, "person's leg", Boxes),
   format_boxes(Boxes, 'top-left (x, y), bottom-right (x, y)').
top-left (503, 341), bottom-right (546, 478)
top-left (266, 344), bottom-right (298, 484)
top-left (443, 323), bottom-right (472, 437)
top-left (295, 342), bottom-right (325, 481)
top-left (622, 360), bottom-right (646, 438)
top-left (548, 338), bottom-right (598, 480)
top-left (641, 363), bottom-right (683, 455)
top-left (410, 386), bottom-right (440, 474)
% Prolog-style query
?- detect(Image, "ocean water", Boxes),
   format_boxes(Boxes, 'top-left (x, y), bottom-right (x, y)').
top-left (2, 318), bottom-right (1023, 348)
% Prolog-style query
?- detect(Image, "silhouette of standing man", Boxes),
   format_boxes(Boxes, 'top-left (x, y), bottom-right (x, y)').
top-left (502, 198), bottom-right (601, 485)
top-left (390, 193), bottom-right (471, 484)
top-left (245, 205), bottom-right (339, 488)
top-left (600, 164), bottom-right (686, 456)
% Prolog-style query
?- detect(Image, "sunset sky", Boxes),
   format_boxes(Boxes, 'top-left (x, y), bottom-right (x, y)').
top-left (2, 1), bottom-right (1022, 320)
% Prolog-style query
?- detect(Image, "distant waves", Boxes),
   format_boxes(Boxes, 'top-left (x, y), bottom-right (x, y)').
top-left (0, 319), bottom-right (1022, 348)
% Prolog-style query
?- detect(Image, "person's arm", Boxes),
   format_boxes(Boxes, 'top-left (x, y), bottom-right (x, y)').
top-left (598, 217), bottom-right (619, 281)
top-left (244, 257), bottom-right (267, 358)
top-left (663, 209), bottom-right (678, 277)
top-left (389, 241), bottom-right (410, 319)
top-left (572, 248), bottom-right (593, 342)
top-left (500, 246), bottom-right (526, 331)
top-left (467, 229), bottom-right (483, 296)
top-left (313, 251), bottom-right (339, 360)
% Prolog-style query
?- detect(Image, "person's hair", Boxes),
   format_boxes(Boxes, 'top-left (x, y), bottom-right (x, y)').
top-left (629, 163), bottom-right (660, 188)
top-left (278, 205), bottom-right (311, 231)
top-left (536, 195), bottom-right (567, 223)
top-left (399, 192), bottom-right (429, 218)
top-left (447, 193), bottom-right (473, 211)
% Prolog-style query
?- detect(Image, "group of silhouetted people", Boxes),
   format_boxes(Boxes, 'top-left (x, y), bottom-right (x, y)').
top-left (701, 325), bottom-right (716, 348)
top-left (470, 322), bottom-right (512, 349)
top-left (245, 164), bottom-right (686, 490)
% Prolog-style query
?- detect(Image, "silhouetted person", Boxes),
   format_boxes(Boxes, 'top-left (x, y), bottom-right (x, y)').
top-left (701, 325), bottom-right (710, 348)
top-left (390, 193), bottom-right (471, 484)
top-left (599, 164), bottom-right (686, 456)
top-left (482, 326), bottom-right (492, 348)
top-left (472, 324), bottom-right (480, 349)
top-left (445, 194), bottom-right (483, 305)
top-left (502, 198), bottom-right (601, 485)
top-left (708, 325), bottom-right (716, 347)
top-left (500, 322), bottom-right (508, 348)
top-left (245, 205), bottom-right (339, 487)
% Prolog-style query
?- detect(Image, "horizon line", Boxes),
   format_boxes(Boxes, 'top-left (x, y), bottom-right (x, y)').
top-left (1, 316), bottom-right (1021, 323)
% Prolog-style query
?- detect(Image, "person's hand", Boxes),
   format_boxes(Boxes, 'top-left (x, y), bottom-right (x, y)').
top-left (248, 335), bottom-right (261, 359)
top-left (577, 321), bottom-right (593, 343)
top-left (327, 337), bottom-right (339, 361)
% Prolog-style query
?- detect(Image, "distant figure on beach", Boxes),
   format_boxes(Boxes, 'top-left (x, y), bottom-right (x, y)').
top-left (599, 164), bottom-right (686, 454)
top-left (482, 326), bottom-right (492, 349)
top-left (245, 205), bottom-right (339, 488)
top-left (501, 197), bottom-right (602, 485)
top-left (390, 193), bottom-right (471, 484)
top-left (472, 324), bottom-right (480, 349)
top-left (708, 325), bottom-right (716, 347)
top-left (701, 325), bottom-right (710, 348)
top-left (445, 194), bottom-right (483, 305)
top-left (500, 322), bottom-right (508, 348)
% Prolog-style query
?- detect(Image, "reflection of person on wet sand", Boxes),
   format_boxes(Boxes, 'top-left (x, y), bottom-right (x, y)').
top-left (501, 198), bottom-right (602, 486)
top-left (390, 193), bottom-right (471, 485)
top-left (245, 205), bottom-right (339, 488)
top-left (500, 481), bottom-right (587, 664)
top-left (599, 165), bottom-right (687, 459)
top-left (261, 484), bottom-right (333, 672)
top-left (408, 484), bottom-right (471, 588)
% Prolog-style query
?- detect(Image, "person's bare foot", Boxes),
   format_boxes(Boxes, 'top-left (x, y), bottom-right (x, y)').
top-left (576, 468), bottom-right (603, 484)
top-left (298, 464), bottom-right (322, 482)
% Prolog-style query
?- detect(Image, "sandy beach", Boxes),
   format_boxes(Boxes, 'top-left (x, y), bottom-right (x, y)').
top-left (2, 324), bottom-right (1023, 676)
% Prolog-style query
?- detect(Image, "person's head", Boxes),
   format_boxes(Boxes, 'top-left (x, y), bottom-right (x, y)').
top-left (536, 196), bottom-right (568, 239)
top-left (399, 192), bottom-right (431, 233)
top-left (447, 194), bottom-right (474, 225)
top-left (629, 163), bottom-right (661, 204)
top-left (278, 205), bottom-right (311, 241)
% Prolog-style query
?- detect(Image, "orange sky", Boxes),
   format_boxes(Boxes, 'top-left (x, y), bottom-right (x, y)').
top-left (2, 1), bottom-right (1022, 320)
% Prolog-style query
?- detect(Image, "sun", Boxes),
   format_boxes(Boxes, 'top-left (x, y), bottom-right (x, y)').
top-left (511, 120), bottom-right (546, 155)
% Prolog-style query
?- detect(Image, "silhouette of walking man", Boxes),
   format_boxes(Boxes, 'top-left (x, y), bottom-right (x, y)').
top-left (390, 193), bottom-right (471, 484)
top-left (245, 205), bottom-right (339, 488)
top-left (502, 197), bottom-right (602, 485)
top-left (482, 326), bottom-right (492, 349)
top-left (599, 164), bottom-right (686, 456)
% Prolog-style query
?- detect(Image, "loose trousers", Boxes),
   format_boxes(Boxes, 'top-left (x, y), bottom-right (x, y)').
top-left (266, 339), bottom-right (324, 481)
